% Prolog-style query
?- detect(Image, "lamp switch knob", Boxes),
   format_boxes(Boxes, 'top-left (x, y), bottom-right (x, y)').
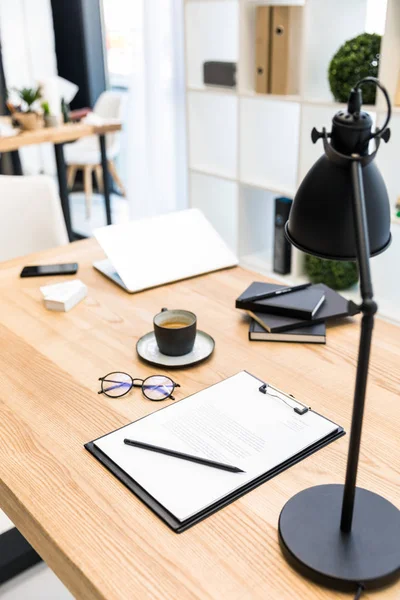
top-left (381, 128), bottom-right (391, 143)
top-left (311, 127), bottom-right (324, 144)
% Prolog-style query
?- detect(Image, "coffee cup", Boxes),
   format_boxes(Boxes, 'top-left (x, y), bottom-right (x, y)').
top-left (154, 308), bottom-right (197, 356)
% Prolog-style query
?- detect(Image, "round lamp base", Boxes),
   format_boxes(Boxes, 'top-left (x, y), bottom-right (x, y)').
top-left (278, 484), bottom-right (400, 592)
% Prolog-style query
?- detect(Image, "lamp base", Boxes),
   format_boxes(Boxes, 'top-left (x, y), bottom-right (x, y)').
top-left (278, 484), bottom-right (400, 592)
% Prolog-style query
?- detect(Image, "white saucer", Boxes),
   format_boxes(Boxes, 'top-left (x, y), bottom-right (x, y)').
top-left (136, 330), bottom-right (215, 368)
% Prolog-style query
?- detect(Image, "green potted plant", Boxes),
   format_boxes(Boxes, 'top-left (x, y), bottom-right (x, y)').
top-left (328, 33), bottom-right (381, 104)
top-left (305, 255), bottom-right (359, 291)
top-left (42, 100), bottom-right (59, 128)
top-left (12, 86), bottom-right (43, 130)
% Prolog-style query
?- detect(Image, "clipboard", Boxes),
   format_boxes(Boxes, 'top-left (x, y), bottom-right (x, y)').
top-left (85, 372), bottom-right (345, 533)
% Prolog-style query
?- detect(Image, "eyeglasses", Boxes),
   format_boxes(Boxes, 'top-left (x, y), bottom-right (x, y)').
top-left (98, 372), bottom-right (180, 401)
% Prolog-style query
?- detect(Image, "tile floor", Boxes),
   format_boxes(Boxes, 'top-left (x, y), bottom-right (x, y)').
top-left (69, 191), bottom-right (130, 237)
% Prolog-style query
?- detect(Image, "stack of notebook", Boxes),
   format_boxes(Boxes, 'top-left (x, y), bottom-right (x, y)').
top-left (236, 282), bottom-right (359, 344)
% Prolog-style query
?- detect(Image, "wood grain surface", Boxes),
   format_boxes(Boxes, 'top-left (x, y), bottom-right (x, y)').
top-left (0, 122), bottom-right (121, 153)
top-left (0, 239), bottom-right (399, 600)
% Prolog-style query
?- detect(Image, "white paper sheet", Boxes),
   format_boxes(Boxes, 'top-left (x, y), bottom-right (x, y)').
top-left (94, 372), bottom-right (339, 522)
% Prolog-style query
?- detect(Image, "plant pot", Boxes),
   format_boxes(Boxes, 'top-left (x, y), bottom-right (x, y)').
top-left (14, 112), bottom-right (43, 131)
top-left (305, 255), bottom-right (359, 291)
top-left (44, 115), bottom-right (60, 128)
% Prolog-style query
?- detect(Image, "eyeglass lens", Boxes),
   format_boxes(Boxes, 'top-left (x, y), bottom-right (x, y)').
top-left (142, 375), bottom-right (175, 401)
top-left (101, 372), bottom-right (133, 397)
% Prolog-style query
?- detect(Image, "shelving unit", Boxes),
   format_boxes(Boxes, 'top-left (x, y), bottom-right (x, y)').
top-left (184, 0), bottom-right (400, 320)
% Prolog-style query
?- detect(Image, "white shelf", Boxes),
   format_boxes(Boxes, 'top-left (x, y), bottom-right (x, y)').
top-left (189, 167), bottom-right (237, 182)
top-left (185, 0), bottom-right (236, 2)
top-left (190, 171), bottom-right (238, 253)
top-left (184, 0), bottom-right (400, 320)
top-left (185, 0), bottom-right (238, 89)
top-left (239, 90), bottom-right (301, 103)
top-left (190, 167), bottom-right (296, 196)
top-left (301, 0), bottom-right (370, 101)
top-left (245, 0), bottom-right (305, 5)
top-left (187, 91), bottom-right (238, 178)
top-left (302, 98), bottom-right (377, 113)
top-left (188, 85), bottom-right (236, 95)
top-left (240, 96), bottom-right (300, 194)
top-left (240, 179), bottom-right (295, 197)
top-left (238, 187), bottom-right (275, 260)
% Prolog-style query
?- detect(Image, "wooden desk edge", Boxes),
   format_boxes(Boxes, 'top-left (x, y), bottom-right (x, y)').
top-left (0, 122), bottom-right (122, 153)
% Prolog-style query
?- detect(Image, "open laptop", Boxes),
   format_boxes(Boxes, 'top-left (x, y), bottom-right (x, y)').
top-left (93, 209), bottom-right (238, 293)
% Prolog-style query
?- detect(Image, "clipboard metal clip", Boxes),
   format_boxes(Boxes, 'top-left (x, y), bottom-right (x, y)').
top-left (259, 383), bottom-right (309, 415)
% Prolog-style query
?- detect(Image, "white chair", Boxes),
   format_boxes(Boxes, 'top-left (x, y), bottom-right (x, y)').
top-left (0, 175), bottom-right (69, 262)
top-left (65, 90), bottom-right (126, 219)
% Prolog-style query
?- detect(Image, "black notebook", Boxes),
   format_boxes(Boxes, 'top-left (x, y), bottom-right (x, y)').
top-left (249, 320), bottom-right (326, 343)
top-left (242, 283), bottom-right (358, 333)
top-left (236, 282), bottom-right (325, 319)
top-left (85, 372), bottom-right (344, 533)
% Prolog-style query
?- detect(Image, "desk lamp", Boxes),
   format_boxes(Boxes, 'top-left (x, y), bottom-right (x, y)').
top-left (279, 77), bottom-right (400, 593)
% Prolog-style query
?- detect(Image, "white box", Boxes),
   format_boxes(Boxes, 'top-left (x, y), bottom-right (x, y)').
top-left (40, 279), bottom-right (87, 312)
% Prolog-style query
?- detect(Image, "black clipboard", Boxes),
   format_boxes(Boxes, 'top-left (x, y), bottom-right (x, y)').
top-left (85, 372), bottom-right (345, 533)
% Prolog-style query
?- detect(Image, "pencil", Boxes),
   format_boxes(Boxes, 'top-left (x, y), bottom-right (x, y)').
top-left (245, 282), bottom-right (312, 303)
top-left (123, 439), bottom-right (245, 473)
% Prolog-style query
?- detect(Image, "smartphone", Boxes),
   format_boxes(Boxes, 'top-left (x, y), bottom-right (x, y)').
top-left (20, 263), bottom-right (79, 278)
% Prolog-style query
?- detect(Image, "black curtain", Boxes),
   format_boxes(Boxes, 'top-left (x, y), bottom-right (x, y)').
top-left (0, 39), bottom-right (21, 175)
top-left (50, 0), bottom-right (107, 110)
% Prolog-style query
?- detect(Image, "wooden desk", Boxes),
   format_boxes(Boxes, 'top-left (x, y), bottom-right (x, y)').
top-left (0, 239), bottom-right (399, 599)
top-left (0, 122), bottom-right (122, 153)
top-left (0, 122), bottom-right (122, 239)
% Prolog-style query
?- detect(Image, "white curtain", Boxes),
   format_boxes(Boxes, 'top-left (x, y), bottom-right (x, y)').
top-left (0, 0), bottom-right (58, 175)
top-left (125, 0), bottom-right (187, 219)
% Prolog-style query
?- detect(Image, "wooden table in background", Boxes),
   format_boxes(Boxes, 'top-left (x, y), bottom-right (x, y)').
top-left (0, 238), bottom-right (399, 599)
top-left (0, 122), bottom-right (122, 240)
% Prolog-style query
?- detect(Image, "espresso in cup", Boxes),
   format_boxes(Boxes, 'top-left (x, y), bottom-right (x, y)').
top-left (154, 309), bottom-right (197, 356)
top-left (161, 321), bottom-right (189, 329)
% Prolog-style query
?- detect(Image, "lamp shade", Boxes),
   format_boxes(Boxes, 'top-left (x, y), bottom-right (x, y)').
top-left (285, 155), bottom-right (392, 260)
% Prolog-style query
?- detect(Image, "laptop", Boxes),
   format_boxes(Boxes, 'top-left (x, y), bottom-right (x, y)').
top-left (93, 209), bottom-right (238, 293)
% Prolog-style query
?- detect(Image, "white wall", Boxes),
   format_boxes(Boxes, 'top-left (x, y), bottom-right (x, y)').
top-left (0, 0), bottom-right (58, 175)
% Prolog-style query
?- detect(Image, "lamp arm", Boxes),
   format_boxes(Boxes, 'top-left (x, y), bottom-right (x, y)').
top-left (340, 159), bottom-right (378, 533)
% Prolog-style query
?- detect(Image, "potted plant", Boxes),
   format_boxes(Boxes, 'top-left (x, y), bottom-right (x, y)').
top-left (305, 254), bottom-right (359, 291)
top-left (42, 101), bottom-right (59, 128)
top-left (328, 33), bottom-right (381, 104)
top-left (12, 86), bottom-right (43, 130)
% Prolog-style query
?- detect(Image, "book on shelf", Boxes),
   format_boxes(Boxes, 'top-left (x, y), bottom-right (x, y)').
top-left (236, 282), bottom-right (325, 319)
top-left (255, 6), bottom-right (270, 94)
top-left (249, 320), bottom-right (326, 344)
top-left (270, 6), bottom-right (290, 95)
top-left (255, 6), bottom-right (291, 96)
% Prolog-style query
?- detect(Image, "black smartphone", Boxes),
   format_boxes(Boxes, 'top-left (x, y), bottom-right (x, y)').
top-left (20, 263), bottom-right (79, 278)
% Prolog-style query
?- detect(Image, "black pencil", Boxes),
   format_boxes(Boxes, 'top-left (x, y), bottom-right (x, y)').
top-left (245, 282), bottom-right (312, 303)
top-left (123, 439), bottom-right (245, 473)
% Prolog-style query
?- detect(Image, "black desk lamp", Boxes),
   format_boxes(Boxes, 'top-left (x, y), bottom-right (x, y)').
top-left (279, 77), bottom-right (400, 593)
